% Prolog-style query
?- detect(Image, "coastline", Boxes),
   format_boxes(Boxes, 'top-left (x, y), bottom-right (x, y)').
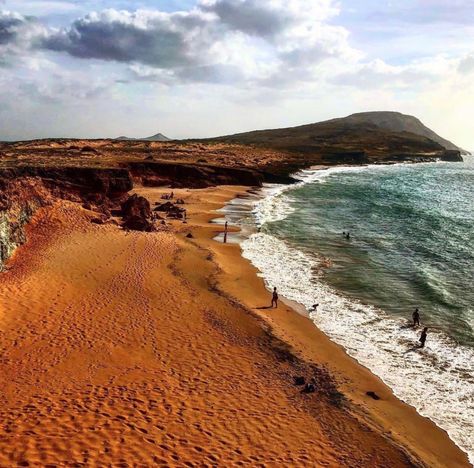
top-left (236, 160), bottom-right (474, 464)
top-left (0, 185), bottom-right (469, 466)
top-left (164, 183), bottom-right (469, 467)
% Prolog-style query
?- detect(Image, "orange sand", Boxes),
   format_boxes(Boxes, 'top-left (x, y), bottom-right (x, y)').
top-left (0, 186), bottom-right (469, 467)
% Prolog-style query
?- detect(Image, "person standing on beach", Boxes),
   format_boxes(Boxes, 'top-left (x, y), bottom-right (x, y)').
top-left (224, 221), bottom-right (228, 244)
top-left (419, 327), bottom-right (428, 348)
top-left (271, 287), bottom-right (279, 308)
top-left (413, 308), bottom-right (420, 327)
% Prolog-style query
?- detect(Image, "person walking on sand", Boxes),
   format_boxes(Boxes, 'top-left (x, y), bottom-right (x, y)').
top-left (413, 308), bottom-right (420, 327)
top-left (419, 327), bottom-right (428, 348)
top-left (271, 287), bottom-right (279, 308)
top-left (224, 221), bottom-right (228, 244)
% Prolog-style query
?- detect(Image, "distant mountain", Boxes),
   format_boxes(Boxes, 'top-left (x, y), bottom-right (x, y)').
top-left (339, 112), bottom-right (467, 154)
top-left (116, 133), bottom-right (171, 142)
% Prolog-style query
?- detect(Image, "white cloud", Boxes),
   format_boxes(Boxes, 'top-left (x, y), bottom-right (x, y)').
top-left (0, 1), bottom-right (358, 86)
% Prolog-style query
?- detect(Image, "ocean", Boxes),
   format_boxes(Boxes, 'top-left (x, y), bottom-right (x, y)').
top-left (222, 158), bottom-right (474, 463)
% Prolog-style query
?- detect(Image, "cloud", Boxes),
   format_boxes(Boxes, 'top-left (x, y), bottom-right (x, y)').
top-left (458, 53), bottom-right (474, 74)
top-left (0, 10), bottom-right (47, 64)
top-left (32, 1), bottom-right (356, 85)
top-left (200, 0), bottom-right (292, 38)
top-left (0, 10), bottom-right (25, 44)
top-left (0, 10), bottom-right (44, 46)
top-left (331, 58), bottom-right (444, 90)
top-left (41, 9), bottom-right (210, 68)
top-left (130, 63), bottom-right (246, 84)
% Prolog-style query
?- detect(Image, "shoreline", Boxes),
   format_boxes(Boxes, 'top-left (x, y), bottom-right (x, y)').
top-left (162, 184), bottom-right (469, 467)
top-left (0, 185), bottom-right (469, 466)
top-left (233, 161), bottom-right (474, 464)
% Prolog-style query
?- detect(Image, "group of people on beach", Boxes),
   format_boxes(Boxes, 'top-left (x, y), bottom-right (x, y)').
top-left (269, 291), bottom-right (429, 348)
top-left (222, 221), bottom-right (430, 350)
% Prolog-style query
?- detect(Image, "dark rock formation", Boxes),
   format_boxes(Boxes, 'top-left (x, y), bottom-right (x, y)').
top-left (321, 151), bottom-right (369, 165)
top-left (0, 166), bottom-right (133, 201)
top-left (0, 178), bottom-right (53, 269)
top-left (154, 201), bottom-right (186, 219)
top-left (121, 194), bottom-right (156, 232)
top-left (439, 150), bottom-right (463, 162)
top-left (128, 162), bottom-right (266, 188)
top-left (121, 194), bottom-right (151, 219)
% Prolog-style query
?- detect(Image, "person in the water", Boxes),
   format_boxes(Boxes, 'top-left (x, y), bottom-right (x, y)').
top-left (271, 287), bottom-right (278, 308)
top-left (345, 232), bottom-right (351, 240)
top-left (419, 327), bottom-right (428, 348)
top-left (413, 308), bottom-right (420, 327)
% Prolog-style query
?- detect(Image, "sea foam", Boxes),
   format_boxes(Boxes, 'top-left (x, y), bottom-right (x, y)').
top-left (239, 165), bottom-right (474, 464)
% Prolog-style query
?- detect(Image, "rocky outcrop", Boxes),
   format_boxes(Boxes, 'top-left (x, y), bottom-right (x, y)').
top-left (121, 194), bottom-right (157, 232)
top-left (0, 166), bottom-right (133, 201)
top-left (321, 151), bottom-right (369, 165)
top-left (0, 178), bottom-right (54, 269)
top-left (154, 201), bottom-right (186, 220)
top-left (127, 162), bottom-right (265, 188)
top-left (0, 206), bottom-right (35, 268)
top-left (0, 167), bottom-right (133, 269)
top-left (439, 150), bottom-right (464, 162)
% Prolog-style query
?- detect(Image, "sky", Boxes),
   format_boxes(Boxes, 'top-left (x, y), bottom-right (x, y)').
top-left (0, 0), bottom-right (473, 147)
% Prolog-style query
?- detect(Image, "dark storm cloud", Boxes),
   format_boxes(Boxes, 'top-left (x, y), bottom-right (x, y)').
top-left (39, 10), bottom-right (215, 68)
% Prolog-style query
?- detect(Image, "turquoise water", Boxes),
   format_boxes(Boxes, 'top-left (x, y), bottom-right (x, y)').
top-left (271, 160), bottom-right (474, 346)
top-left (238, 159), bottom-right (474, 462)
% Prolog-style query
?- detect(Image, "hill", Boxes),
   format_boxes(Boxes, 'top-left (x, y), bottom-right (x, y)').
top-left (116, 133), bottom-right (171, 142)
top-left (339, 112), bottom-right (467, 154)
top-left (207, 111), bottom-right (465, 165)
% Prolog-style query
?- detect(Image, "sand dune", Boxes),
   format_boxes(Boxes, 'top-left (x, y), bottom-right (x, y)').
top-left (0, 189), bottom-right (467, 466)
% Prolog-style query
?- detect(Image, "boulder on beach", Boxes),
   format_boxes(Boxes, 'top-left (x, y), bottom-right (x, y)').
top-left (154, 201), bottom-right (186, 219)
top-left (121, 194), bottom-right (156, 232)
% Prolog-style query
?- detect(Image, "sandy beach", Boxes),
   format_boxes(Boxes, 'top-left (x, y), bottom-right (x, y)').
top-left (0, 185), bottom-right (469, 467)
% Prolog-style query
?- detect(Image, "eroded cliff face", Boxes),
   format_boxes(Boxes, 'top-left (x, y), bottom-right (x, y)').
top-left (0, 168), bottom-right (133, 270)
top-left (0, 178), bottom-right (53, 269)
top-left (0, 202), bottom-right (36, 268)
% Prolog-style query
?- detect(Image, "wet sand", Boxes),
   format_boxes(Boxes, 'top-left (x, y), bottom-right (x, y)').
top-left (0, 186), bottom-right (469, 467)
